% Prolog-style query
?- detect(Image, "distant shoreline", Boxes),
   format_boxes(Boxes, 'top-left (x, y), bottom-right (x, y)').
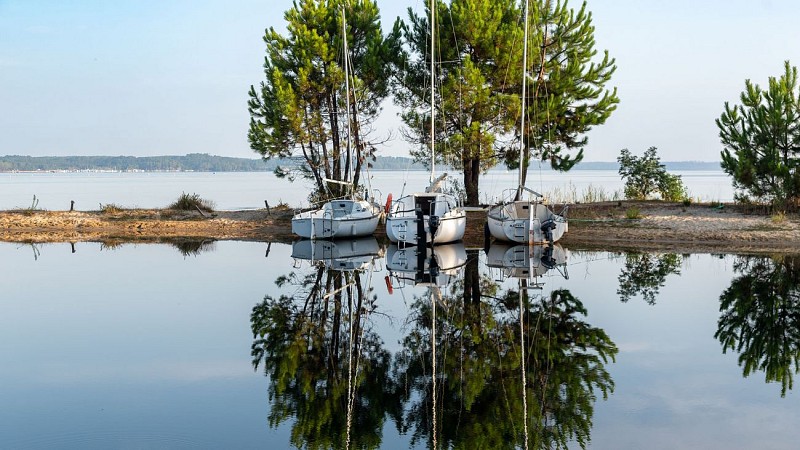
top-left (0, 153), bottom-right (721, 173)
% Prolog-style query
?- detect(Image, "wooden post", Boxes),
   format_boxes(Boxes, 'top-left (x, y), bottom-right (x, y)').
top-left (70, 200), bottom-right (75, 211)
top-left (265, 200), bottom-right (271, 216)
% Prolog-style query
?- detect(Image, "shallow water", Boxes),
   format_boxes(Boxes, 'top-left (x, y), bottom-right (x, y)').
top-left (1, 241), bottom-right (797, 449)
top-left (0, 169), bottom-right (733, 211)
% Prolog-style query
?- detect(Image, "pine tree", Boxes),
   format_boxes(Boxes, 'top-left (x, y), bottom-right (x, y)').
top-left (395, 0), bottom-right (520, 206)
top-left (717, 61), bottom-right (800, 211)
top-left (247, 0), bottom-right (400, 201)
top-left (517, 0), bottom-right (619, 190)
top-left (395, 0), bottom-right (617, 206)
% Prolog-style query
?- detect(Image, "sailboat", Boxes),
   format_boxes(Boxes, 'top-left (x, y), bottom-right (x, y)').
top-left (385, 0), bottom-right (466, 246)
top-left (291, 8), bottom-right (382, 240)
top-left (486, 0), bottom-right (567, 245)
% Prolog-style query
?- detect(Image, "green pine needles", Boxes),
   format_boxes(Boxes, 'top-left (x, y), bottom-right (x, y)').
top-left (717, 61), bottom-right (800, 212)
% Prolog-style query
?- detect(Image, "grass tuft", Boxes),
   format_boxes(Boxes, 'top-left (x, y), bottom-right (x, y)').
top-left (168, 192), bottom-right (215, 212)
top-left (771, 212), bottom-right (786, 224)
top-left (100, 203), bottom-right (126, 214)
top-left (625, 206), bottom-right (641, 220)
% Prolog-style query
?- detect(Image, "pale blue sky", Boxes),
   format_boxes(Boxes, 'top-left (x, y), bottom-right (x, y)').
top-left (1, 0), bottom-right (798, 161)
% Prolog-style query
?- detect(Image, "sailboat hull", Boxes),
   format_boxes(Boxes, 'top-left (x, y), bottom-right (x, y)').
top-left (385, 193), bottom-right (465, 245)
top-left (487, 200), bottom-right (567, 244)
top-left (292, 199), bottom-right (381, 239)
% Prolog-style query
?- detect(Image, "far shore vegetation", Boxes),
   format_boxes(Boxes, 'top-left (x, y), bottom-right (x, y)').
top-left (0, 153), bottom-right (722, 173)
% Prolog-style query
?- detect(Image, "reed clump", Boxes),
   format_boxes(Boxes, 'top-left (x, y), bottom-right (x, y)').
top-left (168, 193), bottom-right (215, 212)
top-left (625, 206), bottom-right (641, 219)
top-left (100, 203), bottom-right (126, 214)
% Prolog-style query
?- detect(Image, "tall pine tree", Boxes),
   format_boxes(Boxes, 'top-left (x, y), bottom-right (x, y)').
top-left (248, 0), bottom-right (400, 201)
top-left (717, 61), bottom-right (800, 211)
top-left (395, 0), bottom-right (617, 206)
top-left (516, 0), bottom-right (618, 191)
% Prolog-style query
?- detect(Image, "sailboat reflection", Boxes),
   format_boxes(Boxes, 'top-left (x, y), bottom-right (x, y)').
top-left (394, 245), bottom-right (615, 449)
top-left (486, 242), bottom-right (568, 282)
top-left (291, 237), bottom-right (383, 271)
top-left (252, 239), bottom-right (399, 449)
top-left (384, 242), bottom-right (467, 288)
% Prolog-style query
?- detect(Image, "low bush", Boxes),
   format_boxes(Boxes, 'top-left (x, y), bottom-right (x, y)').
top-left (168, 193), bottom-right (215, 212)
top-left (625, 206), bottom-right (641, 219)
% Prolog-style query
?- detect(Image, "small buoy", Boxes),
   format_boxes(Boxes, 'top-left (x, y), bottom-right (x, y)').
top-left (384, 193), bottom-right (393, 214)
top-left (384, 275), bottom-right (393, 295)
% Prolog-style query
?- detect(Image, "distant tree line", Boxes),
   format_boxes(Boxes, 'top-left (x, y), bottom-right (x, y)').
top-left (0, 153), bottom-right (718, 173)
top-left (0, 153), bottom-right (430, 172)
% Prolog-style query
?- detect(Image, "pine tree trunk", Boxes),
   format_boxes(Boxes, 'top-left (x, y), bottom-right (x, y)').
top-left (463, 155), bottom-right (481, 206)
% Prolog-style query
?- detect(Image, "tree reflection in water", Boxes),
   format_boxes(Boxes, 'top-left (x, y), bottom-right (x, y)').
top-left (395, 250), bottom-right (617, 449)
top-left (616, 252), bottom-right (682, 304)
top-left (716, 255), bottom-right (800, 397)
top-left (250, 262), bottom-right (400, 449)
top-left (250, 246), bottom-right (618, 449)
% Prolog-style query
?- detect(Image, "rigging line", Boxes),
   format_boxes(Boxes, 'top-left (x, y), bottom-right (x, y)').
top-left (431, 286), bottom-right (440, 450)
top-left (519, 278), bottom-right (530, 450)
top-left (345, 274), bottom-right (354, 450)
top-left (445, 4), bottom-right (465, 173)
top-left (342, 7), bottom-right (354, 198)
top-left (540, 290), bottom-right (555, 420)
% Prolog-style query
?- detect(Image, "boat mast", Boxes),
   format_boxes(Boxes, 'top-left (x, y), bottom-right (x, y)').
top-left (342, 7), bottom-right (354, 197)
top-left (518, 0), bottom-right (530, 199)
top-left (430, 0), bottom-right (436, 184)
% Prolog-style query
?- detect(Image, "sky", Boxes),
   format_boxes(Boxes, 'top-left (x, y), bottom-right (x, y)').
top-left (1, 0), bottom-right (799, 162)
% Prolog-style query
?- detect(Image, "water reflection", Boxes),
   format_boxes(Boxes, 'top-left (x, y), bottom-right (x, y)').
top-left (616, 252), bottom-right (682, 304)
top-left (170, 239), bottom-right (217, 257)
top-left (385, 243), bottom-right (468, 288)
top-left (393, 244), bottom-right (616, 449)
top-left (716, 255), bottom-right (800, 397)
top-left (486, 243), bottom-right (569, 283)
top-left (251, 244), bottom-right (397, 449)
top-left (291, 237), bottom-right (382, 271)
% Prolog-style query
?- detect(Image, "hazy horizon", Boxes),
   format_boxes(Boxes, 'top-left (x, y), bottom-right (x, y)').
top-left (2, 0), bottom-right (798, 161)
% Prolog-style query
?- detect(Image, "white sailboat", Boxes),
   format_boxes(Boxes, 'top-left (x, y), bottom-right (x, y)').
top-left (291, 8), bottom-right (382, 240)
top-left (385, 0), bottom-right (466, 246)
top-left (486, 0), bottom-right (567, 245)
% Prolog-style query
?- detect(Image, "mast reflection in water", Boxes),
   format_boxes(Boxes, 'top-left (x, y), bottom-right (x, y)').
top-left (251, 240), bottom-right (617, 449)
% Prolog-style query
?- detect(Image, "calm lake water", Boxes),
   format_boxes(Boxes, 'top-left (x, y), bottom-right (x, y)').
top-left (0, 169), bottom-right (733, 211)
top-left (2, 240), bottom-right (798, 449)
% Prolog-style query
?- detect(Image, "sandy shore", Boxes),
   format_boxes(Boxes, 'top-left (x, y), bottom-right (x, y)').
top-left (1, 202), bottom-right (798, 254)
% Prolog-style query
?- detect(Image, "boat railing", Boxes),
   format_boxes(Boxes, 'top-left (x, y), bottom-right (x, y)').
top-left (496, 187), bottom-right (547, 205)
top-left (555, 204), bottom-right (569, 220)
top-left (428, 198), bottom-right (454, 217)
top-left (387, 195), bottom-right (415, 216)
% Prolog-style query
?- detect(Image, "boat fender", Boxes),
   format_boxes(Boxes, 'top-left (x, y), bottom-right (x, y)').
top-left (384, 193), bottom-right (393, 214)
top-left (384, 275), bottom-right (393, 295)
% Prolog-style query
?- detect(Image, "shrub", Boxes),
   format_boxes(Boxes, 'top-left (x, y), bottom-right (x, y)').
top-left (618, 147), bottom-right (688, 201)
top-left (100, 203), bottom-right (125, 214)
top-left (168, 193), bottom-right (215, 212)
top-left (625, 206), bottom-right (641, 219)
